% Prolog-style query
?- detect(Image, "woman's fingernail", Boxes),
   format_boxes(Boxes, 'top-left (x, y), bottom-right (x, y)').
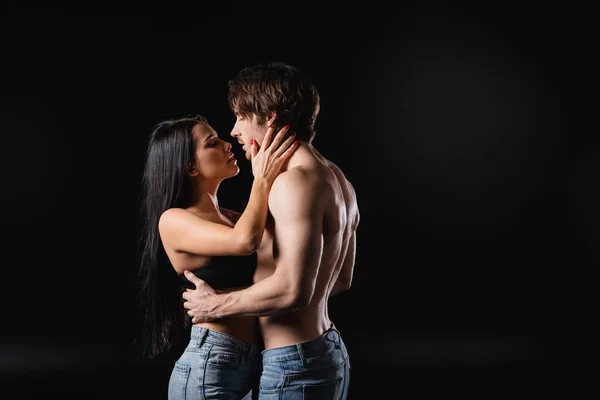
top-left (250, 139), bottom-right (255, 145)
top-left (294, 141), bottom-right (299, 146)
top-left (285, 124), bottom-right (290, 130)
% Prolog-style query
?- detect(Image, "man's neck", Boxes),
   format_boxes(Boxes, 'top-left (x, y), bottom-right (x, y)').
top-left (279, 142), bottom-right (312, 173)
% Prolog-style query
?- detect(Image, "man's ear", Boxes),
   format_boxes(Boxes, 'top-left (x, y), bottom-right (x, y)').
top-left (266, 112), bottom-right (277, 128)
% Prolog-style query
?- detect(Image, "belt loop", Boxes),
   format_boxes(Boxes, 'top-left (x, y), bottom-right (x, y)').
top-left (195, 328), bottom-right (208, 348)
top-left (241, 343), bottom-right (248, 363)
top-left (296, 344), bottom-right (307, 367)
top-left (327, 325), bottom-right (341, 349)
top-left (330, 323), bottom-right (339, 337)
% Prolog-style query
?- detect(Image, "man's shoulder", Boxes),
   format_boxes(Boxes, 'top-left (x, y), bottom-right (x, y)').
top-left (268, 167), bottom-right (323, 211)
top-left (272, 165), bottom-right (323, 192)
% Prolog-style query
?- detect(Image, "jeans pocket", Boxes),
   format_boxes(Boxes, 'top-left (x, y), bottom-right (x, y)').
top-left (168, 362), bottom-right (192, 400)
top-left (259, 363), bottom-right (284, 392)
top-left (303, 377), bottom-right (342, 399)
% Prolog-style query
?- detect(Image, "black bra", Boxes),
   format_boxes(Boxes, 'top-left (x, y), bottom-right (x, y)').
top-left (179, 252), bottom-right (257, 290)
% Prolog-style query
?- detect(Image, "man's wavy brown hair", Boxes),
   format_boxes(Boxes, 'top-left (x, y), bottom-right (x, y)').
top-left (227, 62), bottom-right (320, 143)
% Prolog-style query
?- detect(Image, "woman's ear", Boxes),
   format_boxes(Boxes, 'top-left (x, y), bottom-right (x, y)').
top-left (187, 163), bottom-right (199, 177)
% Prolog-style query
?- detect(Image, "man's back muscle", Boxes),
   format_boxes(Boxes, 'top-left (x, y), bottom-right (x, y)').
top-left (254, 145), bottom-right (358, 349)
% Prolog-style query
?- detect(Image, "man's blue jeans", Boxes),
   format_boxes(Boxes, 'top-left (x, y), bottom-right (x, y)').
top-left (258, 324), bottom-right (351, 399)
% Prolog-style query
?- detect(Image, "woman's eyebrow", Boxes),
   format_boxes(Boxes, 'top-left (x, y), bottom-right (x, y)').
top-left (203, 134), bottom-right (217, 143)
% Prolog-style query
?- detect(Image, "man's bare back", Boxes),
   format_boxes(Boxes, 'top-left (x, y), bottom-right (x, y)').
top-left (254, 144), bottom-right (359, 349)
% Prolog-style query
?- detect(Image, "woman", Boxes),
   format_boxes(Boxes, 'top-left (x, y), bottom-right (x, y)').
top-left (136, 114), bottom-right (296, 399)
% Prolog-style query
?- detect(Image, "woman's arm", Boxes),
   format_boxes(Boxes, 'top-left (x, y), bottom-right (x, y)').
top-left (159, 125), bottom-right (297, 257)
top-left (159, 179), bottom-right (269, 256)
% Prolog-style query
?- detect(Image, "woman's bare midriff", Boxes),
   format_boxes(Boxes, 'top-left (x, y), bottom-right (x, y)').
top-left (194, 316), bottom-right (261, 345)
top-left (192, 286), bottom-right (262, 345)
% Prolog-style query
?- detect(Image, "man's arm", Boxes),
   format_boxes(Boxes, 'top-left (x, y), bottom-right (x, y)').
top-left (186, 170), bottom-right (323, 320)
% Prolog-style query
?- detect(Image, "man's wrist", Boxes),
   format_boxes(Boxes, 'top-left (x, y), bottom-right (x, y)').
top-left (213, 291), bottom-right (238, 320)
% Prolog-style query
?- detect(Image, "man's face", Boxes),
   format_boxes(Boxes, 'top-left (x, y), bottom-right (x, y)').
top-left (230, 113), bottom-right (268, 160)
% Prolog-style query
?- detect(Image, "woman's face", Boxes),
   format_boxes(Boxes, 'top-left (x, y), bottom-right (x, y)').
top-left (191, 122), bottom-right (239, 180)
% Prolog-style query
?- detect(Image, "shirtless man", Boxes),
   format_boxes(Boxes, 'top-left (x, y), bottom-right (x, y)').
top-left (182, 62), bottom-right (359, 399)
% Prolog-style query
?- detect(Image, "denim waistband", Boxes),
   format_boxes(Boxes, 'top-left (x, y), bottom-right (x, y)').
top-left (261, 324), bottom-right (347, 363)
top-left (190, 326), bottom-right (259, 353)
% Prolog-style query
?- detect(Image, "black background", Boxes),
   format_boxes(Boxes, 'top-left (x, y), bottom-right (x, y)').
top-left (0, 5), bottom-right (595, 399)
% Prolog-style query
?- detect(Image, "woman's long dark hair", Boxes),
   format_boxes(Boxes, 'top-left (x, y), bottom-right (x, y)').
top-left (136, 115), bottom-right (207, 359)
